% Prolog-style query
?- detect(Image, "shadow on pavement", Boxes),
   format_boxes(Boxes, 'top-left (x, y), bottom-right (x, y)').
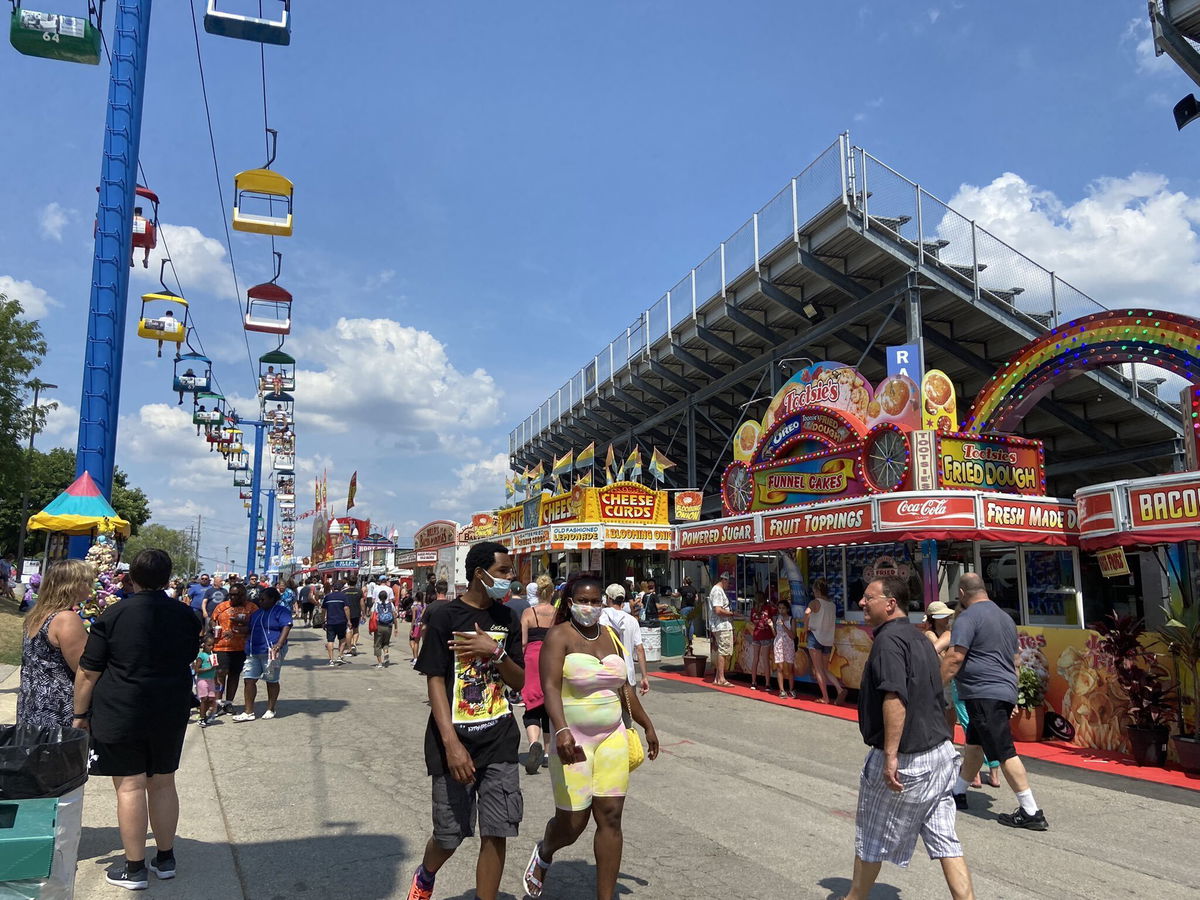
top-left (267, 697), bottom-right (350, 717)
top-left (819, 875), bottom-right (903, 899)
top-left (81, 827), bottom-right (409, 899)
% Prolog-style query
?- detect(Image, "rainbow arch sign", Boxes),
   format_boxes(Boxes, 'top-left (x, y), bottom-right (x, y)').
top-left (964, 309), bottom-right (1200, 434)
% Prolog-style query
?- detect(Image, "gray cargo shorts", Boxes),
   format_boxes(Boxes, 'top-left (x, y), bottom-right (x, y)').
top-left (431, 761), bottom-right (523, 850)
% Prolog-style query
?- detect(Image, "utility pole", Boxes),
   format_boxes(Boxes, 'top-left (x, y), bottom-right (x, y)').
top-left (195, 513), bottom-right (202, 574)
top-left (70, 0), bottom-right (155, 558)
top-left (16, 381), bottom-right (58, 578)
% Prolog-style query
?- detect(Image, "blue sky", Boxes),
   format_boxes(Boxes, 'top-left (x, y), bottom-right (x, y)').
top-left (4, 1), bottom-right (1200, 571)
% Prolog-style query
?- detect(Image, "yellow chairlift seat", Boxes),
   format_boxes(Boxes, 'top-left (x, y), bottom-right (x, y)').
top-left (137, 292), bottom-right (188, 342)
top-left (233, 168), bottom-right (293, 236)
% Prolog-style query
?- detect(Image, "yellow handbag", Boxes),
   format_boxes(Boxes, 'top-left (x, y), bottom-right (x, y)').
top-left (606, 626), bottom-right (646, 772)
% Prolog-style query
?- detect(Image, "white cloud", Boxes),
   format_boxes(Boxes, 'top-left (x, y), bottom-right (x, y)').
top-left (40, 402), bottom-right (78, 440)
top-left (121, 403), bottom-right (233, 489)
top-left (130, 223), bottom-right (237, 300)
top-left (433, 452), bottom-right (511, 519)
top-left (38, 203), bottom-right (71, 241)
top-left (942, 170), bottom-right (1200, 317)
top-left (0, 275), bottom-right (57, 318)
top-left (927, 8), bottom-right (940, 24)
top-left (293, 317), bottom-right (502, 449)
top-left (1123, 15), bottom-right (1173, 75)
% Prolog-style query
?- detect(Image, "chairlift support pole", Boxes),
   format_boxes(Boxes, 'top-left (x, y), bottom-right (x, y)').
top-left (245, 419), bottom-right (267, 577)
top-left (263, 488), bottom-right (276, 575)
top-left (70, 0), bottom-right (154, 558)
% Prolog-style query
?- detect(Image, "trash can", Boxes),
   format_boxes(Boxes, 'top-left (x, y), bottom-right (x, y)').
top-left (0, 725), bottom-right (90, 900)
top-left (640, 623), bottom-right (662, 662)
top-left (659, 619), bottom-right (686, 658)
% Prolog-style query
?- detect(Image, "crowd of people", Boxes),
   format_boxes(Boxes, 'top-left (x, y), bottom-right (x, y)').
top-left (12, 539), bottom-right (1047, 899)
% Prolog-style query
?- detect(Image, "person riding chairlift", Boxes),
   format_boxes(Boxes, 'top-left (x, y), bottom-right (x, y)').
top-left (177, 368), bottom-right (195, 405)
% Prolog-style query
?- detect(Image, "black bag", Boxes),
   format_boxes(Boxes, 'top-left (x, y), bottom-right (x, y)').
top-left (0, 725), bottom-right (90, 799)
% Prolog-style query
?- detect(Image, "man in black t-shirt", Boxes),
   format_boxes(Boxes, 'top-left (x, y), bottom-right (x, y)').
top-left (322, 584), bottom-right (352, 665)
top-left (409, 541), bottom-right (525, 900)
top-left (832, 576), bottom-right (973, 900)
top-left (345, 581), bottom-right (364, 655)
top-left (73, 549), bottom-right (201, 890)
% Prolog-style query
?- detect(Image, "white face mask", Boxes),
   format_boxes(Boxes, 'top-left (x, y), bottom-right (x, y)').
top-left (571, 604), bottom-right (603, 627)
top-left (481, 569), bottom-right (511, 600)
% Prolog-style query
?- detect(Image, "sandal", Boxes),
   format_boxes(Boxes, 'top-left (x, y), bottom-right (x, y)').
top-left (524, 842), bottom-right (550, 898)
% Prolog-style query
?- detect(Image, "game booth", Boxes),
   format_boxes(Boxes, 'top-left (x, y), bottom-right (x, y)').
top-left (673, 309), bottom-right (1200, 753)
top-left (494, 482), bottom-right (673, 589)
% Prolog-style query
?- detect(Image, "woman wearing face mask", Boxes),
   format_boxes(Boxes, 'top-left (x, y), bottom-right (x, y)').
top-left (522, 576), bottom-right (659, 899)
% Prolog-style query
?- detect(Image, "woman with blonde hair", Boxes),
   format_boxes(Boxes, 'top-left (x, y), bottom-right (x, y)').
top-left (17, 559), bottom-right (92, 728)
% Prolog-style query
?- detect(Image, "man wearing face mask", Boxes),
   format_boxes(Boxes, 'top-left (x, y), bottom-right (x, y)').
top-left (410, 541), bottom-right (525, 900)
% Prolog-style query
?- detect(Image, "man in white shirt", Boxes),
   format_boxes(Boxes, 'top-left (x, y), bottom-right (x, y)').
top-left (373, 579), bottom-right (394, 606)
top-left (601, 583), bottom-right (649, 695)
top-left (708, 572), bottom-right (735, 687)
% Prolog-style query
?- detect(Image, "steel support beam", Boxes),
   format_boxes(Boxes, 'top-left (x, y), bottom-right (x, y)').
top-left (724, 301), bottom-right (780, 344)
top-left (669, 342), bottom-right (729, 382)
top-left (1046, 440), bottom-right (1183, 477)
top-left (629, 374), bottom-right (680, 407)
top-left (695, 326), bottom-right (754, 364)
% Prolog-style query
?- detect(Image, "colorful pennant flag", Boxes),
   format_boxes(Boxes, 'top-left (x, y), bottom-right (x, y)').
top-left (321, 471), bottom-right (328, 511)
top-left (529, 460), bottom-right (544, 490)
top-left (347, 471), bottom-right (358, 510)
top-left (575, 442), bottom-right (595, 470)
top-left (648, 448), bottom-right (675, 482)
top-left (505, 477), bottom-right (515, 500)
top-left (552, 450), bottom-right (574, 477)
top-left (605, 444), bottom-right (617, 484)
top-left (513, 469), bottom-right (527, 493)
top-left (315, 477), bottom-right (321, 511)
top-left (576, 469), bottom-right (594, 487)
top-left (624, 446), bottom-right (642, 481)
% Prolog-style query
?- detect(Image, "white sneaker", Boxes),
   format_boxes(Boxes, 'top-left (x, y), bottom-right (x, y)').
top-left (327, 660), bottom-right (336, 667)
top-left (261, 710), bottom-right (276, 720)
top-left (232, 712), bottom-right (255, 723)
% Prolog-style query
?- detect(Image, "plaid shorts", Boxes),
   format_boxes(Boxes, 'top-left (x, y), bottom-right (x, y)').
top-left (855, 741), bottom-right (963, 867)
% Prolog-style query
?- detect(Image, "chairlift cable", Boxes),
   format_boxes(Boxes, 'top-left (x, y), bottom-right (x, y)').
top-left (189, 0), bottom-right (263, 396)
top-left (96, 18), bottom-right (233, 402)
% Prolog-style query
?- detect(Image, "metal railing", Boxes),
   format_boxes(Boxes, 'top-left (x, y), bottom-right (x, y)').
top-left (509, 136), bottom-right (1126, 455)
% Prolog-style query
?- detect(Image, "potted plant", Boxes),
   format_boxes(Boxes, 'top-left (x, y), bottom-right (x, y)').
top-left (1095, 613), bottom-right (1175, 767)
top-left (1155, 598), bottom-right (1200, 773)
top-left (1010, 665), bottom-right (1047, 742)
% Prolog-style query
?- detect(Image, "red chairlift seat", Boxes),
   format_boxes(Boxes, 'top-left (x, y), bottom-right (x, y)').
top-left (244, 281), bottom-right (292, 335)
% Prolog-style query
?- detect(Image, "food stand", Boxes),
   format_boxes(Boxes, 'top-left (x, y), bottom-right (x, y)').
top-left (673, 357), bottom-right (1096, 738)
top-left (671, 307), bottom-right (1200, 753)
top-left (411, 521), bottom-right (468, 595)
top-left (493, 482), bottom-right (672, 588)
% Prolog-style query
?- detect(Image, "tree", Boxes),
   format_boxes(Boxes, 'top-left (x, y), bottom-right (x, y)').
top-left (0, 293), bottom-right (50, 555)
top-left (121, 524), bottom-right (198, 577)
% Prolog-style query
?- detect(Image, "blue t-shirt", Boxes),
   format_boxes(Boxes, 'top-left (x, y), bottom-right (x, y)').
top-left (322, 593), bottom-right (350, 626)
top-left (187, 583), bottom-right (207, 609)
top-left (247, 603), bottom-right (294, 655)
top-left (950, 599), bottom-right (1019, 704)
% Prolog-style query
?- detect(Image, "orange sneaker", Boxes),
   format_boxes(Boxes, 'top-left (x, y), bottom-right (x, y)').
top-left (407, 868), bottom-right (434, 900)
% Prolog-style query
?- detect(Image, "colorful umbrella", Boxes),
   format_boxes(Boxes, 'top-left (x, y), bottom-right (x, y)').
top-left (26, 471), bottom-right (131, 538)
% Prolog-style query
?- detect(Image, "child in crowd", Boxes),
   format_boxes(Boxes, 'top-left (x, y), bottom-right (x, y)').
top-left (195, 635), bottom-right (220, 726)
top-left (773, 599), bottom-right (797, 698)
top-left (408, 593), bottom-right (426, 665)
top-left (748, 594), bottom-right (775, 691)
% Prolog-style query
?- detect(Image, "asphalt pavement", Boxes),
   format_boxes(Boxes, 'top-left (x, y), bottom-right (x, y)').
top-left (3, 625), bottom-right (1199, 899)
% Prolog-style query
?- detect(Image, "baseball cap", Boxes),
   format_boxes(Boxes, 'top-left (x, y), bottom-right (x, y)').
top-left (926, 601), bottom-right (953, 619)
top-left (605, 583), bottom-right (627, 601)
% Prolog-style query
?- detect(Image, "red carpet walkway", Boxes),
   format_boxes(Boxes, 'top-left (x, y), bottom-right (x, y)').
top-left (652, 670), bottom-right (1200, 793)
